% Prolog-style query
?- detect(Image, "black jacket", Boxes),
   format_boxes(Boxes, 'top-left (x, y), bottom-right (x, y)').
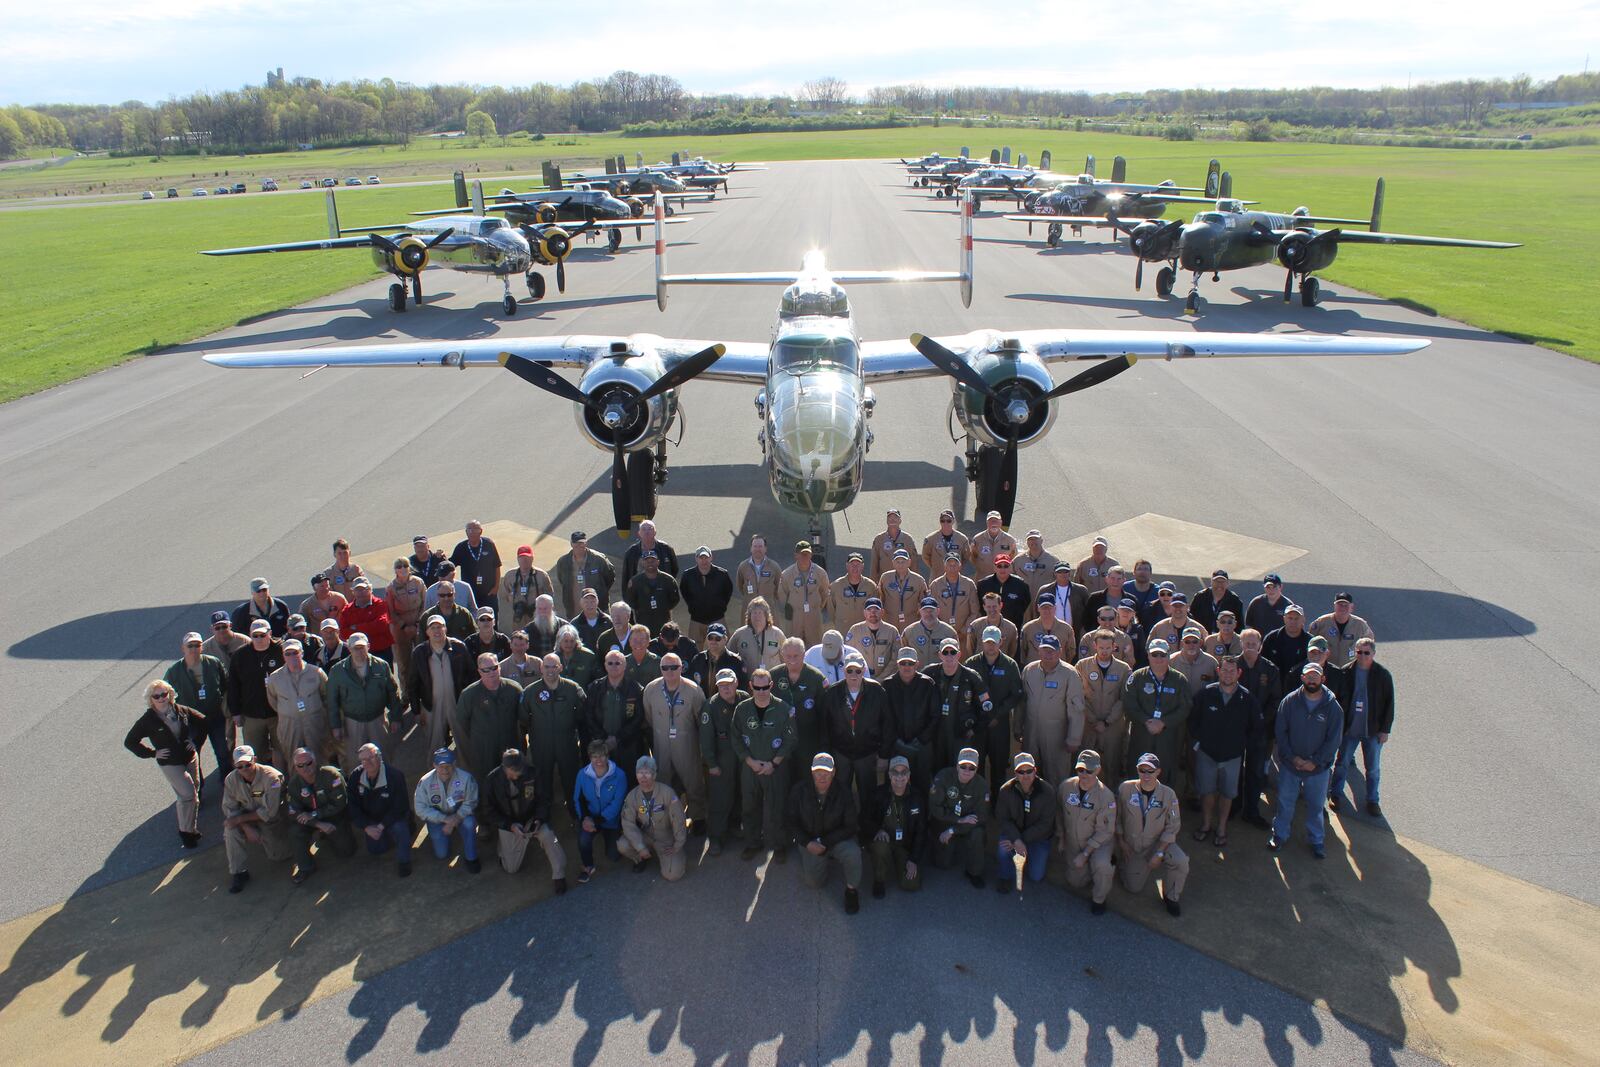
top-left (227, 641), bottom-right (284, 719)
top-left (622, 541), bottom-right (679, 590)
top-left (994, 778), bottom-right (1057, 843)
top-left (482, 766), bottom-right (550, 829)
top-left (583, 677), bottom-right (646, 749)
top-left (232, 597), bottom-right (291, 637)
top-left (786, 775), bottom-right (858, 848)
top-left (571, 612), bottom-right (611, 655)
top-left (1236, 655), bottom-right (1283, 740)
top-left (649, 635), bottom-right (699, 664)
top-left (863, 782), bottom-right (929, 861)
top-left (679, 565), bottom-right (735, 625)
top-left (1189, 588), bottom-right (1245, 633)
top-left (1262, 627), bottom-right (1311, 687)
top-left (1332, 661), bottom-right (1395, 736)
top-left (626, 571), bottom-right (681, 633)
top-left (920, 663), bottom-right (989, 740)
top-left (350, 763), bottom-right (410, 828)
top-left (687, 649), bottom-right (745, 695)
top-left (125, 704), bottom-right (207, 766)
top-left (977, 574), bottom-right (1032, 628)
top-left (1189, 683), bottom-right (1259, 762)
top-left (882, 672), bottom-right (939, 747)
top-left (465, 631), bottom-right (512, 662)
top-left (820, 678), bottom-right (894, 760)
top-left (410, 639), bottom-right (473, 712)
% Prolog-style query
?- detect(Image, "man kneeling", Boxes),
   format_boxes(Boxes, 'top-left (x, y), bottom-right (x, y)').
top-left (619, 755), bottom-right (689, 880)
top-left (786, 752), bottom-right (864, 913)
top-left (483, 748), bottom-right (569, 893)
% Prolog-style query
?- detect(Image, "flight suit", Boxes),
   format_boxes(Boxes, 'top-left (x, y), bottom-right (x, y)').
top-left (827, 575), bottom-right (882, 632)
top-left (699, 690), bottom-right (747, 841)
top-left (559, 644), bottom-right (599, 689)
top-left (622, 650), bottom-right (661, 692)
top-left (1075, 656), bottom-right (1131, 791)
top-left (1309, 613), bottom-right (1375, 667)
top-left (265, 664), bottom-right (331, 764)
top-left (498, 566), bottom-right (555, 636)
top-left (928, 573), bottom-right (980, 634)
top-left (729, 623), bottom-right (786, 674)
top-left (1123, 667), bottom-right (1191, 787)
top-left (619, 783), bottom-right (689, 881)
top-left (643, 678), bottom-right (707, 822)
top-left (1203, 632), bottom-right (1244, 661)
top-left (1013, 549), bottom-right (1059, 588)
top-left (900, 619), bottom-right (958, 670)
top-left (966, 651), bottom-right (1023, 790)
top-left (584, 678), bottom-right (646, 787)
top-left (1073, 554), bottom-right (1121, 595)
top-left (286, 765), bottom-right (356, 870)
top-left (865, 783), bottom-right (928, 891)
top-left (731, 696), bottom-right (797, 850)
top-left (968, 530), bottom-right (1017, 581)
top-left (734, 557), bottom-right (782, 616)
top-left (1150, 616), bottom-right (1208, 651)
top-left (922, 529), bottom-right (970, 576)
top-left (844, 621), bottom-right (901, 681)
top-left (1057, 777), bottom-right (1116, 903)
top-left (778, 563), bottom-right (830, 646)
top-left (456, 679), bottom-right (524, 780)
top-left (877, 570), bottom-right (928, 630)
top-left (1116, 779), bottom-right (1189, 902)
top-left (870, 529), bottom-right (922, 580)
top-left (553, 549), bottom-right (616, 619)
top-left (1019, 660), bottom-right (1085, 785)
top-left (923, 663), bottom-right (989, 775)
top-left (770, 663), bottom-right (829, 780)
top-left (1076, 628), bottom-right (1136, 666)
top-left (325, 656), bottom-right (402, 770)
top-left (221, 764), bottom-right (290, 874)
top-left (929, 767), bottom-right (990, 876)
top-left (519, 676), bottom-right (586, 815)
top-left (964, 615), bottom-right (1017, 659)
top-left (1019, 617), bottom-right (1076, 667)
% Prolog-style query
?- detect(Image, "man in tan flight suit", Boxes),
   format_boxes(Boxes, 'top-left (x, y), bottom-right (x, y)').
top-left (266, 640), bottom-right (331, 764)
top-left (927, 552), bottom-right (979, 636)
top-left (870, 508), bottom-right (922, 580)
top-left (828, 553), bottom-right (881, 632)
top-left (1058, 748), bottom-right (1117, 914)
top-left (969, 511), bottom-right (1017, 583)
top-left (965, 592), bottom-right (1017, 659)
top-left (1013, 530), bottom-right (1059, 588)
top-left (1075, 630), bottom-right (1131, 786)
top-left (921, 509), bottom-right (969, 575)
top-left (778, 541), bottom-right (830, 647)
top-left (1018, 635), bottom-right (1084, 785)
top-left (899, 597), bottom-right (958, 671)
top-left (642, 653), bottom-right (707, 828)
top-left (1073, 537), bottom-right (1119, 596)
top-left (1117, 752), bottom-right (1188, 916)
top-left (845, 598), bottom-right (901, 682)
top-left (1020, 591), bottom-right (1075, 667)
top-left (619, 756), bottom-right (689, 881)
top-left (734, 535), bottom-right (783, 618)
top-left (221, 744), bottom-right (289, 893)
top-left (877, 550), bottom-right (928, 630)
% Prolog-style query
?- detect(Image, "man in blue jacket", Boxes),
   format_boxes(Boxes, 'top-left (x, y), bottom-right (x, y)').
top-left (573, 739), bottom-right (627, 883)
top-left (1269, 662), bottom-right (1344, 859)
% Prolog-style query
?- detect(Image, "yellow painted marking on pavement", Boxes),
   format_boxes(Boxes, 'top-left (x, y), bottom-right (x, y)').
top-left (1050, 512), bottom-right (1307, 583)
top-left (351, 520), bottom-right (567, 582)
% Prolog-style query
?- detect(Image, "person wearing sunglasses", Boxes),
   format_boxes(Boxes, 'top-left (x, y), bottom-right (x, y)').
top-left (1058, 749), bottom-right (1116, 914)
top-left (1122, 639), bottom-right (1190, 787)
top-left (221, 744), bottom-right (290, 894)
top-left (643, 653), bottom-right (707, 833)
top-left (865, 753), bottom-right (928, 897)
top-left (228, 619), bottom-right (284, 769)
top-left (968, 511), bottom-right (1016, 583)
top-left (1116, 752), bottom-right (1188, 916)
top-left (699, 669), bottom-right (749, 855)
top-left (162, 631), bottom-right (231, 785)
top-left (125, 678), bottom-right (209, 849)
top-left (975, 554), bottom-right (1029, 631)
top-left (924, 638), bottom-right (990, 777)
top-left (1269, 662), bottom-right (1345, 860)
top-left (732, 667), bottom-right (797, 861)
top-left (584, 651), bottom-right (647, 790)
top-left (1328, 637), bottom-right (1394, 818)
top-left (930, 747), bottom-right (991, 889)
top-left (265, 638), bottom-right (330, 769)
top-left (820, 652), bottom-right (894, 828)
top-left (994, 752), bottom-right (1056, 894)
top-left (786, 752), bottom-right (865, 913)
top-left (285, 746), bottom-right (355, 886)
top-left (457, 653), bottom-right (523, 779)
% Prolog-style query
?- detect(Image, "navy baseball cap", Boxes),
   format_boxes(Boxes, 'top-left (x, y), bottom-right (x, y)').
top-left (864, 597), bottom-right (883, 609)
top-left (919, 596), bottom-right (938, 609)
top-left (1036, 634), bottom-right (1061, 650)
top-left (210, 610), bottom-right (230, 625)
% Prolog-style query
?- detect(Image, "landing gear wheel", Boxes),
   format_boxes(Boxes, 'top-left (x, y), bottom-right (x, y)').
top-left (1155, 267), bottom-right (1176, 298)
top-left (935, 187), bottom-right (947, 199)
top-left (388, 283), bottom-right (407, 312)
top-left (1184, 291), bottom-right (1201, 316)
top-left (1299, 276), bottom-right (1321, 308)
top-left (526, 271), bottom-right (546, 300)
top-left (627, 450), bottom-right (658, 521)
top-left (503, 294), bottom-right (518, 316)
top-left (607, 228), bottom-right (623, 253)
top-left (1046, 223), bottom-right (1062, 247)
top-left (665, 204), bottom-right (676, 217)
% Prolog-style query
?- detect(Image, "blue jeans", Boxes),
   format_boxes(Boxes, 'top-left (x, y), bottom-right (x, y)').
top-left (579, 826), bottom-right (621, 868)
top-left (996, 838), bottom-right (1051, 883)
top-left (1273, 766), bottom-right (1331, 847)
top-left (1330, 736), bottom-right (1383, 805)
top-left (361, 818), bottom-right (413, 864)
top-left (425, 815), bottom-right (477, 861)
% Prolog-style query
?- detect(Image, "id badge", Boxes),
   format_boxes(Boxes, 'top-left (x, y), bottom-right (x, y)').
top-left (650, 598), bottom-right (658, 610)
top-left (894, 828), bottom-right (903, 842)
top-left (747, 583), bottom-right (755, 594)
top-left (296, 700), bottom-right (306, 712)
top-left (197, 687), bottom-right (207, 700)
top-left (475, 575), bottom-right (483, 585)
top-left (669, 727), bottom-right (678, 740)
top-left (803, 602), bottom-right (811, 612)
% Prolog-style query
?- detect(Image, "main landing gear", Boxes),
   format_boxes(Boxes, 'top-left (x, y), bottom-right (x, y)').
top-left (608, 228), bottom-right (623, 253)
top-left (387, 273), bottom-right (425, 312)
top-left (500, 275), bottom-right (518, 317)
top-left (965, 438), bottom-right (1018, 526)
top-left (1155, 266), bottom-right (1176, 298)
top-left (526, 270), bottom-right (547, 301)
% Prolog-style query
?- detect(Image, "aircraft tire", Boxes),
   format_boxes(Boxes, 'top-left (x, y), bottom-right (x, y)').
top-left (388, 283), bottom-right (407, 313)
top-left (503, 294), bottom-right (518, 316)
top-left (1155, 267), bottom-right (1175, 298)
top-left (1300, 276), bottom-right (1320, 308)
top-left (627, 450), bottom-right (658, 520)
top-left (1047, 224), bottom-right (1061, 248)
top-left (527, 271), bottom-right (546, 300)
top-left (608, 228), bottom-right (623, 253)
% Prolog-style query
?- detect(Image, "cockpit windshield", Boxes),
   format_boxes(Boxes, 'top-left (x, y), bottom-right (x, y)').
top-left (478, 217), bottom-right (506, 233)
top-left (1195, 211), bottom-right (1225, 225)
top-left (772, 335), bottom-right (860, 374)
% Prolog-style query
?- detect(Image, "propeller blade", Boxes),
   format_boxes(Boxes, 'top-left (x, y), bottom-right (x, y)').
top-left (611, 440), bottom-right (631, 537)
top-left (1283, 270), bottom-right (1295, 302)
top-left (1041, 354), bottom-right (1138, 401)
top-left (423, 227), bottom-right (455, 248)
top-left (368, 233), bottom-right (398, 254)
top-left (1135, 258), bottom-right (1144, 291)
top-left (910, 333), bottom-right (1001, 401)
top-left (995, 436), bottom-right (1019, 528)
top-left (556, 258), bottom-right (567, 293)
top-left (635, 343), bottom-right (726, 403)
top-left (413, 272), bottom-right (422, 305)
top-left (497, 352), bottom-right (591, 406)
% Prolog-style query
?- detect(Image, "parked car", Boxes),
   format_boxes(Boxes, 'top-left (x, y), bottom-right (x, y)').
top-left (192, 187), bottom-right (208, 197)
top-left (231, 182), bottom-right (247, 194)
top-left (260, 178), bottom-right (279, 191)
top-left (214, 186), bottom-right (231, 196)
top-left (166, 188), bottom-right (179, 198)
top-left (141, 190), bottom-right (155, 200)
top-left (321, 178), bottom-right (337, 188)
top-left (366, 175), bottom-right (381, 184)
top-left (300, 180), bottom-right (313, 189)
top-left (345, 176), bottom-right (363, 186)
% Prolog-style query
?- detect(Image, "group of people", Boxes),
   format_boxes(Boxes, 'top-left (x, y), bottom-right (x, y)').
top-left (125, 511), bottom-right (1396, 912)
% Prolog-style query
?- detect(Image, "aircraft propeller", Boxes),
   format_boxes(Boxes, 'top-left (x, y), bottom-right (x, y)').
top-left (498, 343), bottom-right (724, 534)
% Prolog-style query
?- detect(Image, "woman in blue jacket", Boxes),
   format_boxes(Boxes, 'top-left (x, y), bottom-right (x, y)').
top-left (573, 739), bottom-right (627, 882)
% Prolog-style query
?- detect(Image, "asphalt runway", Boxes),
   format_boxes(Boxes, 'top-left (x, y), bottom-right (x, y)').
top-left (1, 158), bottom-right (1596, 1063)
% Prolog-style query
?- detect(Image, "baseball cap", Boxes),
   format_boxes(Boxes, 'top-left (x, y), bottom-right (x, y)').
top-left (432, 748), bottom-right (456, 765)
top-left (352, 577), bottom-right (371, 588)
top-left (502, 749), bottom-right (527, 771)
top-left (249, 577), bottom-right (270, 593)
top-left (706, 623), bottom-right (727, 638)
top-left (985, 510), bottom-right (1002, 522)
top-left (570, 531), bottom-right (587, 543)
top-left (822, 631), bottom-right (844, 654)
top-left (811, 752), bottom-right (836, 772)
top-left (413, 535), bottom-right (430, 544)
top-left (311, 573), bottom-right (329, 585)
top-left (1117, 598), bottom-right (1136, 610)
top-left (1148, 639), bottom-right (1170, 655)
top-left (1158, 581), bottom-right (1176, 593)
top-left (939, 509), bottom-right (955, 520)
top-left (893, 548), bottom-right (911, 560)
top-left (939, 638), bottom-right (960, 653)
top-left (1334, 591), bottom-right (1354, 604)
top-left (1075, 749), bottom-right (1102, 772)
top-left (889, 755), bottom-right (911, 773)
top-left (1036, 634), bottom-right (1060, 650)
top-left (1013, 752), bottom-right (1037, 772)
top-left (1307, 636), bottom-right (1329, 652)
top-left (349, 632), bottom-right (370, 647)
top-left (945, 552), bottom-right (962, 563)
top-left (320, 617), bottom-right (341, 631)
top-left (182, 631), bottom-right (203, 645)
top-left (248, 619), bottom-right (271, 635)
top-left (233, 744), bottom-right (257, 766)
top-left (1026, 530), bottom-right (1041, 540)
top-left (1212, 569), bottom-right (1230, 580)
top-left (695, 546), bottom-right (711, 558)
top-left (864, 597), bottom-right (883, 610)
top-left (982, 626), bottom-right (1002, 644)
top-left (1301, 662), bottom-right (1324, 677)
top-left (957, 747), bottom-right (980, 768)
top-left (896, 647), bottom-right (918, 663)
top-left (517, 545), bottom-right (533, 557)
top-left (847, 551), bottom-right (864, 563)
top-left (1170, 592), bottom-right (1188, 605)
top-left (715, 668), bottom-right (738, 685)
top-left (476, 607), bottom-right (496, 620)
top-left (1136, 752), bottom-right (1161, 771)
top-left (1054, 562), bottom-right (1071, 573)
top-left (886, 507), bottom-right (902, 518)
top-left (287, 613), bottom-right (307, 629)
top-left (211, 610), bottom-right (231, 625)
top-left (640, 549), bottom-right (657, 559)
top-left (282, 639), bottom-right (303, 652)
top-left (424, 615), bottom-right (447, 629)
top-left (795, 540), bottom-right (812, 553)
top-left (1263, 573), bottom-right (1282, 586)
top-left (1284, 604), bottom-right (1306, 617)
top-left (1093, 536), bottom-right (1108, 547)
top-left (993, 553), bottom-right (1012, 565)
top-left (919, 596), bottom-right (938, 609)
top-left (1036, 588), bottom-right (1056, 604)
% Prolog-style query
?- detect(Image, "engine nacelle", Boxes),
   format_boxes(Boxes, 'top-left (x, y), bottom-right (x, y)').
top-left (1277, 231), bottom-right (1337, 274)
top-left (950, 342), bottom-right (1059, 449)
top-left (572, 349), bottom-right (676, 455)
top-left (622, 196), bottom-right (646, 219)
top-left (530, 226), bottom-right (572, 266)
top-left (388, 236), bottom-right (430, 276)
top-left (1128, 220), bottom-right (1180, 262)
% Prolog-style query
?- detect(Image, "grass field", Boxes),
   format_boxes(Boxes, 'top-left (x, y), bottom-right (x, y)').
top-left (1, 127), bottom-right (1596, 404)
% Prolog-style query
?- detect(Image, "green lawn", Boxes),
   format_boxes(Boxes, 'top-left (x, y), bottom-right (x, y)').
top-left (1, 128), bottom-right (1595, 404)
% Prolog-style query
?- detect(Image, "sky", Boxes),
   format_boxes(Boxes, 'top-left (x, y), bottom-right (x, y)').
top-left (4, 0), bottom-right (1596, 107)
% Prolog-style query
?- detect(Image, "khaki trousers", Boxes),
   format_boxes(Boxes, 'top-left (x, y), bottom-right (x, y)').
top-left (223, 819), bottom-right (290, 874)
top-left (160, 759), bottom-right (200, 835)
top-left (1064, 842), bottom-right (1115, 903)
top-left (618, 830), bottom-right (686, 881)
top-left (1119, 843), bottom-right (1189, 901)
top-left (497, 825), bottom-right (568, 879)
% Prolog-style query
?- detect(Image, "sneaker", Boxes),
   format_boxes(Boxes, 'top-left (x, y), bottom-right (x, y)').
top-left (553, 878), bottom-right (568, 895)
top-left (740, 846), bottom-right (762, 861)
top-left (398, 862), bottom-right (412, 878)
top-left (1366, 802), bottom-right (1383, 817)
top-left (632, 859), bottom-right (649, 873)
top-left (465, 857), bottom-right (482, 874)
top-left (1266, 835), bottom-right (1282, 852)
top-left (844, 887), bottom-right (860, 915)
top-left (1091, 900), bottom-right (1107, 916)
top-left (578, 866), bottom-right (595, 884)
top-left (967, 873), bottom-right (986, 890)
top-left (1311, 843), bottom-right (1326, 860)
top-left (707, 839), bottom-right (723, 857)
top-left (1164, 896), bottom-right (1182, 917)
top-left (772, 847), bottom-right (787, 864)
top-left (1328, 795), bottom-right (1347, 813)
top-left (871, 880), bottom-right (886, 899)
top-left (179, 831), bottom-right (200, 849)
top-left (292, 863), bottom-right (315, 886)
top-left (229, 871), bottom-right (249, 894)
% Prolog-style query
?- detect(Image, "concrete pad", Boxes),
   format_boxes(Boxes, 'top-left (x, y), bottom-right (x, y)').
top-left (1049, 512), bottom-right (1309, 583)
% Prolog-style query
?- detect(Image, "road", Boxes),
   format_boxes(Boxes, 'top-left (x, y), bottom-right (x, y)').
top-left (0, 159), bottom-right (1596, 1065)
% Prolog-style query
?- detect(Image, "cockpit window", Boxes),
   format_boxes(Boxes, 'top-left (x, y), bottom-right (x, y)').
top-left (478, 217), bottom-right (505, 233)
top-left (1217, 199), bottom-right (1245, 214)
top-left (772, 335), bottom-right (860, 373)
top-left (1195, 211), bottom-right (1225, 224)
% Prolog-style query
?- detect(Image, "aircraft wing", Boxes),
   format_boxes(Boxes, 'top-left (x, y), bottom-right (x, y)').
top-left (1001, 214), bottom-right (1125, 228)
top-left (201, 235), bottom-right (377, 255)
top-left (1295, 229), bottom-right (1521, 249)
top-left (859, 329), bottom-right (1428, 382)
top-left (203, 335), bottom-right (772, 384)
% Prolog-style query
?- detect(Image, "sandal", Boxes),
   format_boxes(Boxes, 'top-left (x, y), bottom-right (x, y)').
top-left (1213, 833), bottom-right (1228, 849)
top-left (1193, 828), bottom-right (1212, 843)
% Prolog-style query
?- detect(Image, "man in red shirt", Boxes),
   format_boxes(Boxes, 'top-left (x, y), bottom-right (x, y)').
top-left (339, 578), bottom-right (394, 663)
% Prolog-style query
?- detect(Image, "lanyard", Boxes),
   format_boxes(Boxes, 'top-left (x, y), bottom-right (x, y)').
top-left (848, 689), bottom-right (863, 732)
top-left (665, 685), bottom-right (682, 727)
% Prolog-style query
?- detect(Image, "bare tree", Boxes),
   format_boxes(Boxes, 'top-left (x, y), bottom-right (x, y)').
top-left (801, 77), bottom-right (849, 111)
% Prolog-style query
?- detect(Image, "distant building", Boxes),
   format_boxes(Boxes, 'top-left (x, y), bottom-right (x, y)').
top-left (266, 67), bottom-right (285, 89)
